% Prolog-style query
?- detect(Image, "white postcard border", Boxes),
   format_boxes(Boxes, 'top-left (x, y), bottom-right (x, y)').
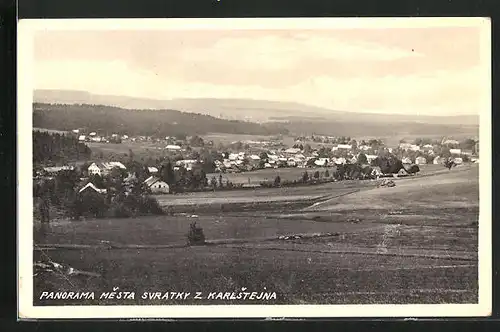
top-left (17, 17), bottom-right (492, 319)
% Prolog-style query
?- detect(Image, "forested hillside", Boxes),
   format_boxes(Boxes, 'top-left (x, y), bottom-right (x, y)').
top-left (33, 103), bottom-right (289, 137)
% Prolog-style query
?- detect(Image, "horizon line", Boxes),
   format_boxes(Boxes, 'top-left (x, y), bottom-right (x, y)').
top-left (33, 89), bottom-right (479, 118)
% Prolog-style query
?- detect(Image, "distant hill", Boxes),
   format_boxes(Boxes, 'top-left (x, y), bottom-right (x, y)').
top-left (32, 103), bottom-right (289, 137)
top-left (34, 89), bottom-right (479, 126)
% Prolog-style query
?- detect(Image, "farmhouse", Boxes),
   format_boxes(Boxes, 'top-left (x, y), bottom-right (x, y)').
top-left (78, 135), bottom-right (86, 141)
top-left (449, 148), bottom-right (462, 155)
top-left (143, 176), bottom-right (170, 194)
top-left (337, 144), bottom-right (352, 150)
top-left (79, 182), bottom-right (107, 194)
top-left (415, 156), bottom-right (427, 165)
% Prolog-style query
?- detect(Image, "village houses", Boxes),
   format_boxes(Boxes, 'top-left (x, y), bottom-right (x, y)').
top-left (88, 161), bottom-right (127, 176)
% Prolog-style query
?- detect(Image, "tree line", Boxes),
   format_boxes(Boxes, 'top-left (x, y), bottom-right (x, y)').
top-left (33, 130), bottom-right (91, 165)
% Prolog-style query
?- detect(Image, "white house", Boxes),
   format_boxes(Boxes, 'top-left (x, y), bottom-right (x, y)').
top-left (148, 166), bottom-right (159, 174)
top-left (402, 157), bottom-right (412, 164)
top-left (144, 176), bottom-right (170, 194)
top-left (72, 129), bottom-right (79, 134)
top-left (433, 156), bottom-right (443, 165)
top-left (337, 144), bottom-right (352, 150)
top-left (88, 163), bottom-right (102, 175)
top-left (166, 145), bottom-right (181, 151)
top-left (78, 135), bottom-right (86, 141)
top-left (89, 132), bottom-right (97, 136)
top-left (415, 156), bottom-right (427, 165)
top-left (79, 182), bottom-right (107, 194)
top-left (450, 148), bottom-right (462, 155)
top-left (453, 157), bottom-right (463, 165)
top-left (314, 158), bottom-right (328, 167)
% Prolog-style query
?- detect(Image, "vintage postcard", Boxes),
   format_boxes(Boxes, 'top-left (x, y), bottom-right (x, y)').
top-left (18, 18), bottom-right (491, 319)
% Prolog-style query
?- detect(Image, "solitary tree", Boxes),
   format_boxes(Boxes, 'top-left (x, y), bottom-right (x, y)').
top-left (274, 175), bottom-right (281, 186)
top-left (210, 176), bottom-right (217, 189)
top-left (302, 171), bottom-right (309, 183)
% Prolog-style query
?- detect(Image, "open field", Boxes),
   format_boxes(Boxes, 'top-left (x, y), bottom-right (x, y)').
top-left (33, 164), bottom-right (479, 305)
top-left (206, 163), bottom-right (449, 186)
top-left (207, 167), bottom-right (333, 185)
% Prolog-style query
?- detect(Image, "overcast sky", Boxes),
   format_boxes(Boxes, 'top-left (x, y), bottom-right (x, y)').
top-left (33, 25), bottom-right (486, 116)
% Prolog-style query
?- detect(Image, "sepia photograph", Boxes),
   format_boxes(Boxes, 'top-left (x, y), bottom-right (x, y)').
top-left (18, 18), bottom-right (491, 318)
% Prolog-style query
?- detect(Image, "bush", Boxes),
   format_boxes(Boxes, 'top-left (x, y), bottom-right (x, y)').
top-left (187, 222), bottom-right (206, 245)
top-left (110, 202), bottom-right (133, 218)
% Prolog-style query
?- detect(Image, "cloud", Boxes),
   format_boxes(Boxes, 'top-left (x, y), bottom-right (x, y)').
top-left (35, 60), bottom-right (167, 97)
top-left (178, 35), bottom-right (423, 71)
top-left (35, 56), bottom-right (482, 116)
